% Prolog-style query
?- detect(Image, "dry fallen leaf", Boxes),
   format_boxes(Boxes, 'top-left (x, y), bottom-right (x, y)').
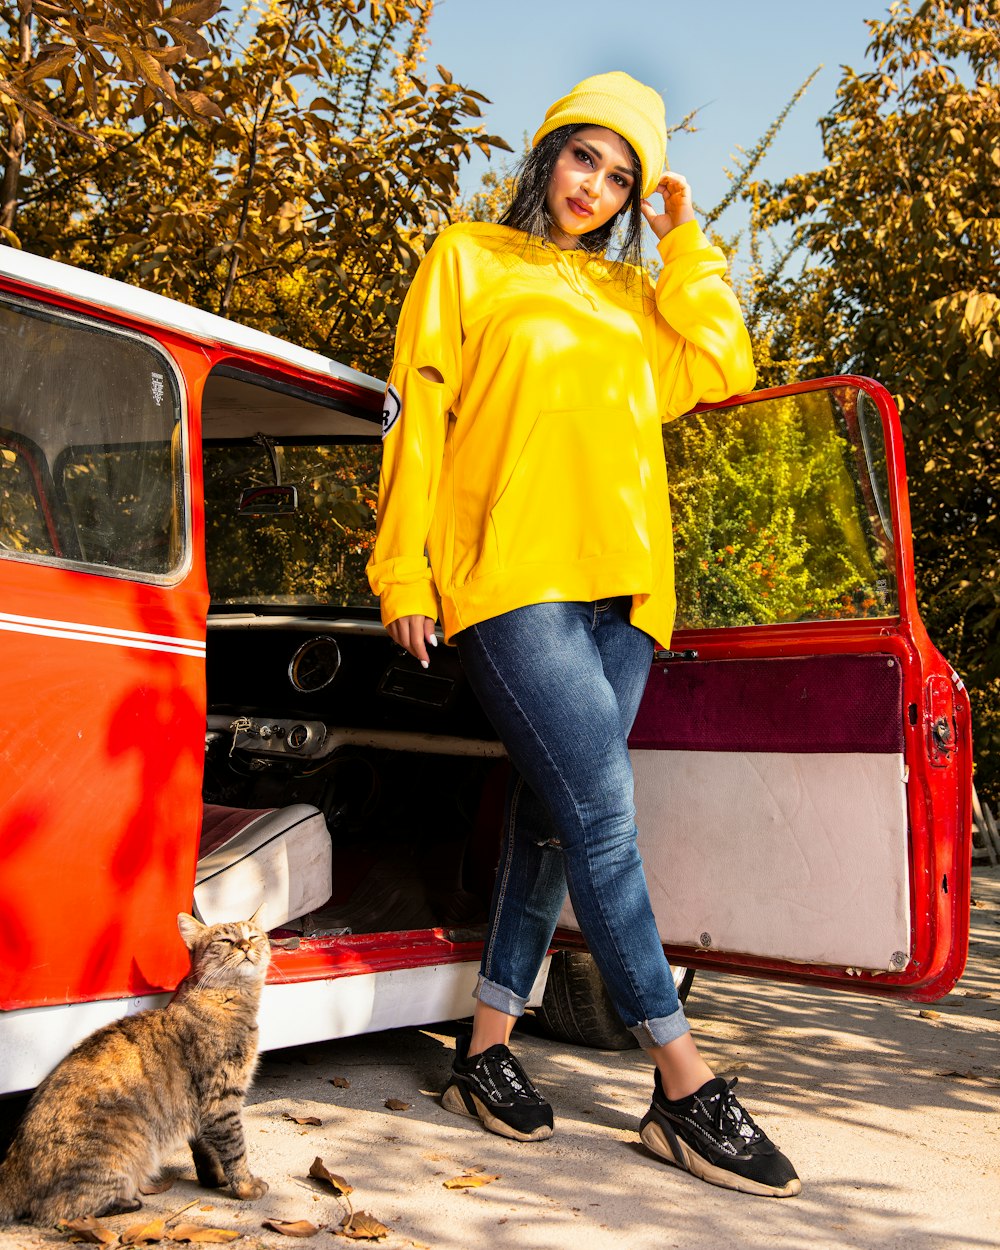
top-left (261, 1219), bottom-right (321, 1238)
top-left (443, 1173), bottom-right (500, 1190)
top-left (140, 1177), bottom-right (175, 1196)
top-left (308, 1157), bottom-right (354, 1196)
top-left (384, 1099), bottom-right (410, 1111)
top-left (329, 1077), bottom-right (351, 1089)
top-left (963, 990), bottom-right (992, 999)
top-left (919, 1009), bottom-right (942, 1020)
top-left (56, 1218), bottom-right (118, 1246)
top-left (122, 1217), bottom-right (168, 1244)
top-left (337, 1211), bottom-right (389, 1241)
top-left (168, 1223), bottom-right (241, 1243)
top-left (282, 1113), bottom-right (322, 1126)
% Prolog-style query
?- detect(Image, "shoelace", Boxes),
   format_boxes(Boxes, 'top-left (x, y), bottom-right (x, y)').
top-left (697, 1079), bottom-right (763, 1145)
top-left (478, 1050), bottom-right (542, 1102)
top-left (499, 1057), bottom-right (526, 1094)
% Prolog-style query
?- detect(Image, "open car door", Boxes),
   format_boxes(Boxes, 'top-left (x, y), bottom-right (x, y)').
top-left (560, 376), bottom-right (972, 1002)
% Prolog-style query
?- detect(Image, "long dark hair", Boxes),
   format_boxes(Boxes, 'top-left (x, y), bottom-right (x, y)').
top-left (499, 123), bottom-right (646, 270)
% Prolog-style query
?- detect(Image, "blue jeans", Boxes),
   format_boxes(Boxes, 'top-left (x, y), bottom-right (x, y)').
top-left (456, 597), bottom-right (690, 1048)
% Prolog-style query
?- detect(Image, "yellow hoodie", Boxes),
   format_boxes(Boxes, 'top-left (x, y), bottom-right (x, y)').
top-left (367, 220), bottom-right (755, 646)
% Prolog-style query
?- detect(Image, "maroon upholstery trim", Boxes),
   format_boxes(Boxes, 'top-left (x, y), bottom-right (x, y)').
top-left (629, 654), bottom-right (904, 754)
top-left (200, 804), bottom-right (278, 859)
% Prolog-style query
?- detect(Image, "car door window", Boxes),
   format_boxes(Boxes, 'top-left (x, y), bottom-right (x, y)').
top-left (664, 384), bottom-right (898, 629)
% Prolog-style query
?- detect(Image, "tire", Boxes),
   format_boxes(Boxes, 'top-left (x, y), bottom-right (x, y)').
top-left (536, 950), bottom-right (695, 1050)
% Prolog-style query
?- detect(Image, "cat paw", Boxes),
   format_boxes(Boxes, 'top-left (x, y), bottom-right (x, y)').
top-left (231, 1177), bottom-right (268, 1201)
top-left (195, 1169), bottom-right (226, 1190)
top-left (95, 1196), bottom-right (143, 1217)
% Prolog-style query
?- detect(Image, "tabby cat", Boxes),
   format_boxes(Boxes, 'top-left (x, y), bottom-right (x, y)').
top-left (0, 912), bottom-right (270, 1226)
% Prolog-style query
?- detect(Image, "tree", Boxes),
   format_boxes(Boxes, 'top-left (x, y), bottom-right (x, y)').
top-left (1, 0), bottom-right (509, 375)
top-left (0, 0), bottom-right (224, 240)
top-left (758, 0), bottom-right (1000, 803)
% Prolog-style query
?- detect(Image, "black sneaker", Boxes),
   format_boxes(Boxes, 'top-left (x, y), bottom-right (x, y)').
top-left (640, 1071), bottom-right (801, 1197)
top-left (441, 1033), bottom-right (554, 1141)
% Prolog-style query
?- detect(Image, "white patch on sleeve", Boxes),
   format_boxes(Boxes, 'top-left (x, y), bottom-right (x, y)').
top-left (381, 384), bottom-right (402, 438)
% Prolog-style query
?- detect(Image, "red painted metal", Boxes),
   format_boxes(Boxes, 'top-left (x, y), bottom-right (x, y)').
top-left (268, 929), bottom-right (484, 983)
top-left (0, 273), bottom-right (380, 1014)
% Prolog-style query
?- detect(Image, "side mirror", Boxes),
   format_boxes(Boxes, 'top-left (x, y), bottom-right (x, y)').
top-left (237, 484), bottom-right (299, 516)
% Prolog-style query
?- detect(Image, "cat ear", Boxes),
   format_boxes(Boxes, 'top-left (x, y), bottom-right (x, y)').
top-left (177, 912), bottom-right (206, 947)
top-left (246, 903), bottom-right (265, 928)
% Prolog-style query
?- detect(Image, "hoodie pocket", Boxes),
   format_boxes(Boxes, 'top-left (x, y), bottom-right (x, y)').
top-left (489, 406), bottom-right (645, 570)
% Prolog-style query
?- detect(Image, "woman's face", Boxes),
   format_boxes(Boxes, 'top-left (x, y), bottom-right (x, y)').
top-left (545, 126), bottom-right (636, 249)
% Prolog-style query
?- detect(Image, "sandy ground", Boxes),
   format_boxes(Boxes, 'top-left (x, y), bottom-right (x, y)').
top-left (1, 866), bottom-right (998, 1250)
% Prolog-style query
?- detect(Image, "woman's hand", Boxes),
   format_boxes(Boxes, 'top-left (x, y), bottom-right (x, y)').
top-left (640, 171), bottom-right (696, 241)
top-left (387, 615), bottom-right (438, 667)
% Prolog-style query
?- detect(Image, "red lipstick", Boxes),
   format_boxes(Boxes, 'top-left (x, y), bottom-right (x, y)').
top-left (567, 198), bottom-right (594, 217)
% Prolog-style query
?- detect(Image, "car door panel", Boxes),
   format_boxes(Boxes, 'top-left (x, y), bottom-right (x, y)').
top-left (556, 376), bottom-right (972, 1001)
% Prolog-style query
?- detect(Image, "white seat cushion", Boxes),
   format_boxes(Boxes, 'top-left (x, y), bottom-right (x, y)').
top-left (195, 803), bottom-right (332, 932)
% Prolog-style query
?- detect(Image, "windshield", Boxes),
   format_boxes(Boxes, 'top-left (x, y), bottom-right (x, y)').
top-left (204, 440), bottom-right (380, 608)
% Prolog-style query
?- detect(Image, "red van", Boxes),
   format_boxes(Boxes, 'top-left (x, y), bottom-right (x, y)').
top-left (0, 245), bottom-right (973, 1094)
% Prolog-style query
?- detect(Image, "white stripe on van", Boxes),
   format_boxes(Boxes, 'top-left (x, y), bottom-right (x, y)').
top-left (0, 610), bottom-right (205, 657)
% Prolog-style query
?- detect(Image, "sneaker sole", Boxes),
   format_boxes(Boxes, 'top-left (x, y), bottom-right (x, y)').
top-left (441, 1081), bottom-right (553, 1142)
top-left (640, 1119), bottom-right (801, 1198)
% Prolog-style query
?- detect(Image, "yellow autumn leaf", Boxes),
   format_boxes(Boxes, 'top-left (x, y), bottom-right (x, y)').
top-left (121, 1216), bottom-right (168, 1244)
top-left (308, 1157), bottom-right (354, 1196)
top-left (261, 1218), bottom-right (321, 1238)
top-left (55, 1217), bottom-right (118, 1246)
top-left (443, 1172), bottom-right (500, 1189)
top-left (167, 1223), bottom-right (241, 1243)
top-left (337, 1211), bottom-right (390, 1241)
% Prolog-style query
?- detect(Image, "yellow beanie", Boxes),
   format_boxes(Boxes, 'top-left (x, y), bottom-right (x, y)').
top-left (532, 71), bottom-right (666, 198)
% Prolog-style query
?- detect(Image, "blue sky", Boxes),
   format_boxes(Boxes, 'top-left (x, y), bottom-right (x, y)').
top-left (425, 0), bottom-right (895, 259)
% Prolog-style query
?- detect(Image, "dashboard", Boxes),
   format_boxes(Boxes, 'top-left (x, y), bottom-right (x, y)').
top-left (205, 614), bottom-right (499, 744)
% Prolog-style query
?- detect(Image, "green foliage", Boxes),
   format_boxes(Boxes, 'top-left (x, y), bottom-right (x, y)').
top-left (754, 0), bottom-right (1000, 802)
top-left (666, 388), bottom-right (896, 630)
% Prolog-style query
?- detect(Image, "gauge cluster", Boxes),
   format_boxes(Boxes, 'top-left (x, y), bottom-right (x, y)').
top-left (288, 636), bottom-right (341, 692)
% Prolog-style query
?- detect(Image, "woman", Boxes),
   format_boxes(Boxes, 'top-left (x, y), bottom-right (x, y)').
top-left (367, 71), bottom-right (800, 1199)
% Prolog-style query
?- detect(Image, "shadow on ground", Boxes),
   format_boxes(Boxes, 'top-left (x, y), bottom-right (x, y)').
top-left (1, 868), bottom-right (997, 1250)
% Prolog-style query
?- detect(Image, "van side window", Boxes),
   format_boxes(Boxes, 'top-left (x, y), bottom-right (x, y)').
top-left (0, 296), bottom-right (185, 578)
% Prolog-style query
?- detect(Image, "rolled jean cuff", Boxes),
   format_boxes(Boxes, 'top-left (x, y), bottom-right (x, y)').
top-left (629, 1005), bottom-right (691, 1049)
top-left (475, 973), bottom-right (528, 1017)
